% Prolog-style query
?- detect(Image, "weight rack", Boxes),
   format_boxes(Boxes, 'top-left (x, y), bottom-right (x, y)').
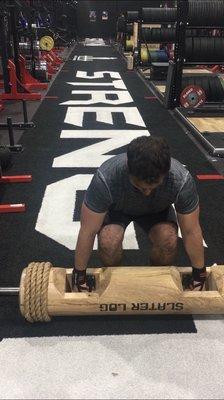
top-left (163, 0), bottom-right (224, 157)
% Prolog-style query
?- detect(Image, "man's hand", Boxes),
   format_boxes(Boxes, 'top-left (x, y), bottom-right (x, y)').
top-left (184, 276), bottom-right (206, 291)
top-left (183, 266), bottom-right (207, 291)
top-left (72, 267), bottom-right (94, 292)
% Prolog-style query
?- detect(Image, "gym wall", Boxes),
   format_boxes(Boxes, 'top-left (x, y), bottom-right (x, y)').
top-left (76, 1), bottom-right (172, 39)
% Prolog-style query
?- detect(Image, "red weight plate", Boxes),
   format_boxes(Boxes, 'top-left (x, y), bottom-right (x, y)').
top-left (180, 85), bottom-right (206, 108)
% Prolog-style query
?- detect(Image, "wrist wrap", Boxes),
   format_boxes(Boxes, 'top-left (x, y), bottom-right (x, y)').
top-left (192, 266), bottom-right (207, 282)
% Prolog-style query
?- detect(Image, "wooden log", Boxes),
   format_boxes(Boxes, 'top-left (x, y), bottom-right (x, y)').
top-left (19, 265), bottom-right (224, 318)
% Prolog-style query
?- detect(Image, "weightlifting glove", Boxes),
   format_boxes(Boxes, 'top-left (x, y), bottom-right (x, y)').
top-left (72, 267), bottom-right (94, 292)
top-left (183, 267), bottom-right (207, 291)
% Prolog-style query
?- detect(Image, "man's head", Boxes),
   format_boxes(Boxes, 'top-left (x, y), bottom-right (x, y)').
top-left (127, 136), bottom-right (171, 196)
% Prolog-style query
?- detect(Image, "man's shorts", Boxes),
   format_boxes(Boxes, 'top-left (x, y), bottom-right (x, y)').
top-left (102, 206), bottom-right (178, 234)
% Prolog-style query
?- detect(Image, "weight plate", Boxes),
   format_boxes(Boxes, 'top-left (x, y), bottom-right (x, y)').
top-left (189, 0), bottom-right (224, 26)
top-left (126, 40), bottom-right (133, 52)
top-left (182, 77), bottom-right (189, 89)
top-left (218, 76), bottom-right (224, 101)
top-left (218, 76), bottom-right (224, 91)
top-left (168, 28), bottom-right (175, 42)
top-left (185, 38), bottom-right (192, 61)
top-left (214, 75), bottom-right (224, 101)
top-left (200, 76), bottom-right (211, 100)
top-left (216, 38), bottom-right (224, 62)
top-left (142, 8), bottom-right (151, 22)
top-left (180, 85), bottom-right (206, 108)
top-left (141, 47), bottom-right (149, 64)
top-left (200, 37), bottom-right (208, 62)
top-left (149, 50), bottom-right (158, 62)
top-left (157, 50), bottom-right (168, 62)
top-left (203, 1), bottom-right (209, 25)
top-left (216, 75), bottom-right (224, 101)
top-left (193, 38), bottom-right (201, 62)
top-left (126, 11), bottom-right (138, 22)
top-left (207, 76), bottom-right (215, 100)
top-left (190, 37), bottom-right (195, 61)
top-left (208, 76), bottom-right (214, 100)
top-left (142, 28), bottom-right (151, 42)
top-left (188, 1), bottom-right (196, 25)
top-left (142, 7), bottom-right (176, 23)
top-left (126, 24), bottom-right (133, 35)
top-left (209, 37), bottom-right (215, 62)
top-left (214, 38), bottom-right (220, 62)
top-left (39, 35), bottom-right (54, 51)
top-left (214, 0), bottom-right (223, 26)
top-left (151, 28), bottom-right (159, 42)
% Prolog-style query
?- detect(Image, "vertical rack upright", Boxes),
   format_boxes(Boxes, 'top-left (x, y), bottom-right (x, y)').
top-left (164, 0), bottom-right (188, 109)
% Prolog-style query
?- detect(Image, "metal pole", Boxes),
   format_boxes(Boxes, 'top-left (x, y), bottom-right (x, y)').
top-left (7, 116), bottom-right (15, 147)
top-left (0, 287), bottom-right (19, 295)
top-left (0, 10), bottom-right (11, 93)
top-left (9, 0), bottom-right (21, 81)
top-left (22, 100), bottom-right (28, 123)
top-left (28, 9), bottom-right (36, 78)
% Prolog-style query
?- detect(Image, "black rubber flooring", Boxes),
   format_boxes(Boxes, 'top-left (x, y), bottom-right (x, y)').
top-left (0, 43), bottom-right (223, 339)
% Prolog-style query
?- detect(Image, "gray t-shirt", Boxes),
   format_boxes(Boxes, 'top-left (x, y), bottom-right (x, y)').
top-left (84, 153), bottom-right (199, 215)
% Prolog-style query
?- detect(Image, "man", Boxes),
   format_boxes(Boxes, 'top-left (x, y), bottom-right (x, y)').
top-left (116, 13), bottom-right (126, 44)
top-left (72, 136), bottom-right (206, 292)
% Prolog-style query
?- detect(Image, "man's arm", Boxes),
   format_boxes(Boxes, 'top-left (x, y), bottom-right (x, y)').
top-left (75, 202), bottom-right (107, 271)
top-left (177, 205), bottom-right (204, 269)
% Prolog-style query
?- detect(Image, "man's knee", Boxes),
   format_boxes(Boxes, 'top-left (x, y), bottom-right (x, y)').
top-left (98, 224), bottom-right (124, 265)
top-left (149, 223), bottom-right (178, 253)
top-left (149, 223), bottom-right (177, 265)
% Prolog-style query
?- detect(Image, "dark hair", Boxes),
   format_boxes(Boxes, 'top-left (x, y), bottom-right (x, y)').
top-left (127, 136), bottom-right (170, 183)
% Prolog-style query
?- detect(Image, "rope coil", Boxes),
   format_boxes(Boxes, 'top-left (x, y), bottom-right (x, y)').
top-left (23, 262), bottom-right (52, 322)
